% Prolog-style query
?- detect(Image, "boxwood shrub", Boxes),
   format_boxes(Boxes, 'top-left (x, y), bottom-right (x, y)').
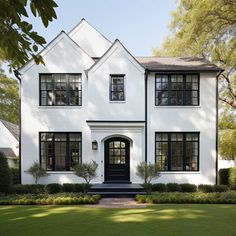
top-left (180, 183), bottom-right (197, 192)
top-left (0, 193), bottom-right (101, 205)
top-left (198, 184), bottom-right (214, 193)
top-left (45, 184), bottom-right (62, 194)
top-left (166, 183), bottom-right (182, 192)
top-left (13, 184), bottom-right (45, 194)
top-left (213, 185), bottom-right (228, 192)
top-left (219, 168), bottom-right (230, 185)
top-left (136, 192), bottom-right (236, 204)
top-left (229, 167), bottom-right (236, 190)
top-left (152, 183), bottom-right (166, 192)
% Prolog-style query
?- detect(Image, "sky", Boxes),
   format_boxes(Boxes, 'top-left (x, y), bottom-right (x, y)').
top-left (3, 0), bottom-right (178, 76)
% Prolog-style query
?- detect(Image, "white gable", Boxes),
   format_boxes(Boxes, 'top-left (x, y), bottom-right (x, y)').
top-left (68, 19), bottom-right (112, 58)
top-left (19, 32), bottom-right (95, 75)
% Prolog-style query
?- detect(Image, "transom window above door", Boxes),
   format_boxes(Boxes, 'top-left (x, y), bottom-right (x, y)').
top-left (110, 75), bottom-right (125, 101)
top-left (155, 74), bottom-right (199, 106)
top-left (39, 74), bottom-right (82, 106)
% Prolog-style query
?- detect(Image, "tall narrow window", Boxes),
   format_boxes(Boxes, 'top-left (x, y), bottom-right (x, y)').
top-left (40, 74), bottom-right (82, 106)
top-left (110, 75), bottom-right (125, 101)
top-left (40, 132), bottom-right (82, 171)
top-left (155, 132), bottom-right (199, 171)
top-left (155, 74), bottom-right (199, 106)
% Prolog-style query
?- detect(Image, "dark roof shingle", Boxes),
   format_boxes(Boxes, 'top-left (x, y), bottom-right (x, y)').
top-left (0, 148), bottom-right (16, 157)
top-left (0, 119), bottom-right (19, 141)
top-left (136, 56), bottom-right (221, 72)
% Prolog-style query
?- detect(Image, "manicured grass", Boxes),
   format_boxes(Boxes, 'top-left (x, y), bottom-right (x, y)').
top-left (0, 204), bottom-right (235, 236)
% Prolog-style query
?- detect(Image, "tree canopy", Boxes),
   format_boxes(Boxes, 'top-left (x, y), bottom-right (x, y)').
top-left (0, 0), bottom-right (58, 70)
top-left (0, 69), bottom-right (19, 124)
top-left (154, 0), bottom-right (236, 109)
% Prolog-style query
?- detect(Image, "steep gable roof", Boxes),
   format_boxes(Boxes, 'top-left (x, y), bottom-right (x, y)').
top-left (18, 31), bottom-right (94, 74)
top-left (136, 56), bottom-right (221, 72)
top-left (0, 119), bottom-right (19, 141)
top-left (88, 39), bottom-right (145, 73)
top-left (68, 19), bottom-right (112, 58)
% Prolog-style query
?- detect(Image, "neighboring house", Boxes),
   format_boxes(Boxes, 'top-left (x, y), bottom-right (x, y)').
top-left (17, 19), bottom-right (222, 185)
top-left (0, 119), bottom-right (19, 168)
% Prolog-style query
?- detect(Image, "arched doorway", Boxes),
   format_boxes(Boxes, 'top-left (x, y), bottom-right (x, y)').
top-left (104, 137), bottom-right (130, 182)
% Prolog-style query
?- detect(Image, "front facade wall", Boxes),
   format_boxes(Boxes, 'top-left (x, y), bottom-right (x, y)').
top-left (147, 72), bottom-right (217, 184)
top-left (20, 34), bottom-right (217, 185)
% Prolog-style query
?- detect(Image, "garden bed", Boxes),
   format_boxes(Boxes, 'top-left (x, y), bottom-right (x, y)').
top-left (0, 193), bottom-right (101, 205)
top-left (136, 191), bottom-right (236, 204)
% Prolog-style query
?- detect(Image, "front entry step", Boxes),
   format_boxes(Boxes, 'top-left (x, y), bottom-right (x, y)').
top-left (88, 183), bottom-right (146, 198)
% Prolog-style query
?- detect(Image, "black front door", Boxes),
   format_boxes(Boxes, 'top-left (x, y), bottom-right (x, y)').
top-left (104, 137), bottom-right (130, 182)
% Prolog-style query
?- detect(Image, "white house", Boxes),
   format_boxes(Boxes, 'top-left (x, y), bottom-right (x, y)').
top-left (0, 119), bottom-right (19, 168)
top-left (17, 19), bottom-right (222, 185)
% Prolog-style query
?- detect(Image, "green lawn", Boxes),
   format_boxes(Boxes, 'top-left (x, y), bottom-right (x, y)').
top-left (0, 204), bottom-right (235, 236)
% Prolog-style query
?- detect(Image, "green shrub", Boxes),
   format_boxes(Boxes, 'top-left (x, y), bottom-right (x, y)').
top-left (219, 168), bottom-right (230, 185)
top-left (45, 184), bottom-right (62, 194)
top-left (213, 185), bottom-right (228, 192)
top-left (198, 184), bottom-right (214, 193)
top-left (10, 168), bottom-right (20, 184)
top-left (229, 167), bottom-right (236, 190)
top-left (13, 184), bottom-right (45, 194)
top-left (166, 183), bottom-right (181, 192)
top-left (180, 183), bottom-right (197, 192)
top-left (0, 193), bottom-right (101, 205)
top-left (152, 183), bottom-right (166, 192)
top-left (74, 184), bottom-right (86, 193)
top-left (135, 192), bottom-right (236, 204)
top-left (0, 152), bottom-right (12, 193)
top-left (141, 183), bottom-right (153, 194)
top-left (62, 184), bottom-right (75, 192)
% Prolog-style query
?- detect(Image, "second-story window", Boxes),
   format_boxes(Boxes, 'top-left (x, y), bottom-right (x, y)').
top-left (110, 75), bottom-right (125, 101)
top-left (155, 74), bottom-right (199, 106)
top-left (40, 74), bottom-right (82, 106)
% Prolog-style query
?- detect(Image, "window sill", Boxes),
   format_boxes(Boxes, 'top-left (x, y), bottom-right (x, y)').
top-left (46, 171), bottom-right (75, 174)
top-left (154, 106), bottom-right (201, 108)
top-left (160, 171), bottom-right (200, 174)
top-left (38, 106), bottom-right (83, 109)
top-left (109, 101), bottom-right (126, 103)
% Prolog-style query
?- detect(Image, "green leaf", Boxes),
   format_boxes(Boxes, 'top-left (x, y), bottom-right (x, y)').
top-left (33, 45), bottom-right (38, 52)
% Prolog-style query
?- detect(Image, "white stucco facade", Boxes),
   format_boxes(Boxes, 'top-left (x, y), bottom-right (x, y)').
top-left (19, 19), bottom-right (219, 185)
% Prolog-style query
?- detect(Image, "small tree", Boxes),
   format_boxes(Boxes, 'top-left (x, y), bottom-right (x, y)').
top-left (74, 161), bottom-right (98, 192)
top-left (136, 162), bottom-right (161, 193)
top-left (0, 152), bottom-right (12, 193)
top-left (25, 161), bottom-right (49, 184)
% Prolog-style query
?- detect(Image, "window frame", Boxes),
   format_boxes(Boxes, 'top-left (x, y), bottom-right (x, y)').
top-left (39, 73), bottom-right (82, 106)
top-left (39, 132), bottom-right (82, 171)
top-left (155, 73), bottom-right (200, 106)
top-left (109, 74), bottom-right (126, 102)
top-left (155, 132), bottom-right (200, 172)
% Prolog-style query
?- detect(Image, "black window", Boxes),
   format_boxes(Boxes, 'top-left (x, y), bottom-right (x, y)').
top-left (40, 74), bottom-right (82, 106)
top-left (110, 75), bottom-right (125, 101)
top-left (155, 74), bottom-right (199, 106)
top-left (155, 132), bottom-right (199, 171)
top-left (40, 132), bottom-right (82, 171)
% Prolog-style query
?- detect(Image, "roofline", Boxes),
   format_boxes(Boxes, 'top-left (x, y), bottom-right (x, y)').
top-left (87, 39), bottom-right (145, 73)
top-left (68, 18), bottom-right (112, 44)
top-left (17, 30), bottom-right (94, 74)
top-left (145, 69), bottom-right (222, 73)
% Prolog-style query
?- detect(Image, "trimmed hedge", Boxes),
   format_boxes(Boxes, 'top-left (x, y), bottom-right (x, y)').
top-left (229, 167), bottom-right (236, 190)
top-left (213, 185), bottom-right (228, 192)
top-left (180, 183), bottom-right (197, 192)
top-left (152, 183), bottom-right (167, 192)
top-left (10, 169), bottom-right (20, 184)
top-left (136, 192), bottom-right (236, 204)
top-left (198, 184), bottom-right (214, 193)
top-left (166, 183), bottom-right (182, 192)
top-left (0, 193), bottom-right (101, 205)
top-left (13, 184), bottom-right (45, 194)
top-left (219, 168), bottom-right (230, 185)
top-left (45, 184), bottom-right (62, 194)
